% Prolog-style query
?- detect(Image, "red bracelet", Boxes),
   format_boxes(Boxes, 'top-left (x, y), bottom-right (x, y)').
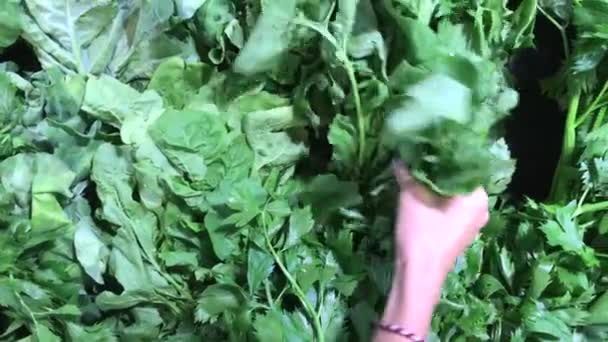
top-left (374, 321), bottom-right (425, 342)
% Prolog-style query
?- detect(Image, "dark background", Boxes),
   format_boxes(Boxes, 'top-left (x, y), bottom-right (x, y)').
top-left (505, 13), bottom-right (566, 201)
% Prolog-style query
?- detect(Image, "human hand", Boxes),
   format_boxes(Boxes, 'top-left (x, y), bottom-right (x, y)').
top-left (374, 164), bottom-right (490, 341)
top-left (393, 162), bottom-right (489, 273)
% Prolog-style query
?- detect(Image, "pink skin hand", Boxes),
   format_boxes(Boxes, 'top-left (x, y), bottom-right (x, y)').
top-left (374, 164), bottom-right (489, 341)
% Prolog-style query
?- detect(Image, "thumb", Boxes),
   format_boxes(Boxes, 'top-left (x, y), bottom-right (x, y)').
top-left (393, 160), bottom-right (413, 189)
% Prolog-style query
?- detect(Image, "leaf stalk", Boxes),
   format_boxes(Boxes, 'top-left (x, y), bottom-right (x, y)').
top-left (345, 62), bottom-right (366, 168)
top-left (549, 91), bottom-right (580, 202)
top-left (262, 215), bottom-right (325, 342)
top-left (576, 200), bottom-right (608, 216)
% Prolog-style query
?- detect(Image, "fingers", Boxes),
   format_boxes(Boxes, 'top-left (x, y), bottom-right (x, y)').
top-left (393, 161), bottom-right (490, 216)
top-left (393, 160), bottom-right (414, 189)
top-left (393, 161), bottom-right (440, 204)
top-left (446, 187), bottom-right (489, 224)
top-left (447, 187), bottom-right (488, 209)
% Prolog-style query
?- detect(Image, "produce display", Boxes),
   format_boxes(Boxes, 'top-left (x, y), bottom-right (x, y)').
top-left (0, 0), bottom-right (607, 341)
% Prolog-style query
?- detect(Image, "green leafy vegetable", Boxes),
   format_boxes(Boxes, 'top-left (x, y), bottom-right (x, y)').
top-left (1, 0), bottom-right (608, 341)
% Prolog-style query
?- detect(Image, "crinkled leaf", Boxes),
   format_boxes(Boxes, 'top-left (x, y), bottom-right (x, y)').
top-left (0, 0), bottom-right (21, 50)
top-left (234, 0), bottom-right (297, 75)
top-left (243, 105), bottom-right (309, 171)
top-left (74, 217), bottom-right (109, 284)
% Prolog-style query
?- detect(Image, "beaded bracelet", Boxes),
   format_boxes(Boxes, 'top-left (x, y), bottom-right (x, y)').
top-left (374, 321), bottom-right (425, 342)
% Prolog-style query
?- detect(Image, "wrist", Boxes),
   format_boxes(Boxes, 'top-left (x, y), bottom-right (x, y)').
top-left (379, 257), bottom-right (446, 338)
top-left (394, 257), bottom-right (447, 302)
top-left (397, 252), bottom-right (451, 280)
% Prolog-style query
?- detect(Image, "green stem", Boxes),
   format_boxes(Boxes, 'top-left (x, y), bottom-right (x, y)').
top-left (276, 285), bottom-right (288, 303)
top-left (316, 286), bottom-right (325, 321)
top-left (345, 62), bottom-right (366, 168)
top-left (142, 250), bottom-right (185, 297)
top-left (577, 187), bottom-right (591, 212)
top-left (440, 298), bottom-right (466, 310)
top-left (575, 81), bottom-right (608, 127)
top-left (549, 92), bottom-right (580, 202)
top-left (14, 290), bottom-right (40, 338)
top-left (292, 18), bottom-right (366, 168)
top-left (263, 220), bottom-right (325, 342)
top-left (593, 107), bottom-right (607, 130)
top-left (264, 280), bottom-right (274, 307)
top-left (576, 201), bottom-right (608, 216)
top-left (537, 6), bottom-right (569, 58)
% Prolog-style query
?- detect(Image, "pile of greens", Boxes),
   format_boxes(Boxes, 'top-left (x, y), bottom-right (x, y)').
top-left (1, 0), bottom-right (608, 341)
